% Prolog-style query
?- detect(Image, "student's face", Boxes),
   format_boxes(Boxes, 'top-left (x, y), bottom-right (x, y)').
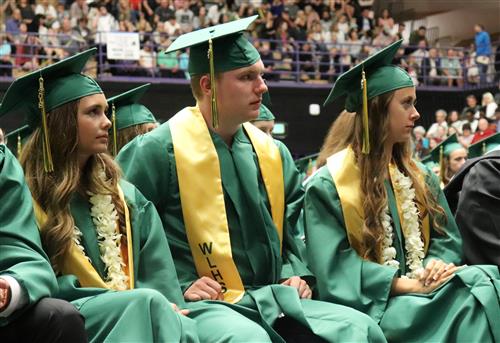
top-left (448, 148), bottom-right (467, 174)
top-left (215, 60), bottom-right (268, 125)
top-left (387, 87), bottom-right (420, 144)
top-left (77, 93), bottom-right (111, 157)
top-left (252, 120), bottom-right (275, 136)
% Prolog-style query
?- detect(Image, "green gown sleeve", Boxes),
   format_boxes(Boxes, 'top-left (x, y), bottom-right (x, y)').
top-left (303, 167), bottom-right (398, 323)
top-left (0, 145), bottom-right (58, 325)
top-left (275, 140), bottom-right (313, 282)
top-left (421, 168), bottom-right (463, 266)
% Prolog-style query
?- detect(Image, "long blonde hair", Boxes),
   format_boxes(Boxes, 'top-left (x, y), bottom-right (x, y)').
top-left (337, 92), bottom-right (447, 262)
top-left (20, 100), bottom-right (126, 272)
top-left (110, 123), bottom-right (155, 154)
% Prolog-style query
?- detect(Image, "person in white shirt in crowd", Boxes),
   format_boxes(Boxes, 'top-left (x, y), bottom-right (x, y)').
top-left (426, 109), bottom-right (448, 139)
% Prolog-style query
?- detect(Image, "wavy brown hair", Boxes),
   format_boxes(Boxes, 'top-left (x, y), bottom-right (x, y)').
top-left (110, 123), bottom-right (156, 154)
top-left (336, 92), bottom-right (447, 263)
top-left (20, 100), bottom-right (126, 273)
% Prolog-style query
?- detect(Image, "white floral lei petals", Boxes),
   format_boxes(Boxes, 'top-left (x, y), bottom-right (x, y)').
top-left (390, 166), bottom-right (425, 279)
top-left (381, 206), bottom-right (400, 269)
top-left (88, 185), bottom-right (129, 291)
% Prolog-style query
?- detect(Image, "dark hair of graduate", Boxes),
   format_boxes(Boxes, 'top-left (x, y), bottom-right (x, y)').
top-left (20, 99), bottom-right (126, 272)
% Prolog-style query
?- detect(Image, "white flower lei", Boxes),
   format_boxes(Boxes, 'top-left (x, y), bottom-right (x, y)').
top-left (381, 166), bottom-right (425, 279)
top-left (87, 173), bottom-right (128, 290)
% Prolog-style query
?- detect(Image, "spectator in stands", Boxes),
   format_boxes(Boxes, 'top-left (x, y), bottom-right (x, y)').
top-left (346, 28), bottom-right (362, 60)
top-left (458, 122), bottom-right (474, 147)
top-left (35, 0), bottom-right (57, 28)
top-left (0, 33), bottom-right (13, 77)
top-left (410, 39), bottom-right (428, 66)
top-left (164, 13), bottom-right (181, 37)
top-left (474, 24), bottom-right (491, 85)
top-left (482, 91), bottom-right (498, 119)
top-left (154, 0), bottom-right (174, 26)
top-left (337, 13), bottom-right (350, 36)
top-left (138, 40), bottom-right (156, 76)
top-left (421, 47), bottom-right (441, 85)
top-left (413, 125), bottom-right (429, 159)
top-left (461, 94), bottom-right (480, 118)
top-left (372, 26), bottom-right (396, 49)
top-left (18, 0), bottom-right (35, 28)
top-left (117, 0), bottom-right (133, 24)
top-left (176, 0), bottom-right (194, 34)
top-left (284, 0), bottom-right (300, 20)
top-left (471, 117), bottom-right (495, 144)
top-left (69, 0), bottom-right (89, 27)
top-left (5, 8), bottom-right (22, 41)
top-left (356, 7), bottom-right (373, 34)
top-left (408, 25), bottom-right (427, 53)
top-left (464, 45), bottom-right (479, 85)
top-left (304, 4), bottom-right (320, 31)
top-left (427, 109), bottom-right (448, 139)
top-left (377, 9), bottom-right (395, 35)
top-left (74, 17), bottom-right (91, 45)
top-left (395, 22), bottom-right (408, 44)
top-left (447, 110), bottom-right (463, 133)
top-left (441, 48), bottom-right (463, 87)
top-left (142, 0), bottom-right (158, 24)
top-left (206, 0), bottom-right (224, 26)
top-left (13, 23), bottom-right (41, 72)
top-left (299, 41), bottom-right (315, 81)
top-left (93, 3), bottom-right (118, 45)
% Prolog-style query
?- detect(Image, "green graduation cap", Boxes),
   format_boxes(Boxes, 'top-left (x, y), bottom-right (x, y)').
top-left (0, 48), bottom-right (102, 172)
top-left (254, 104), bottom-right (275, 122)
top-left (427, 133), bottom-right (465, 184)
top-left (107, 83), bottom-right (157, 155)
top-left (5, 125), bottom-right (32, 158)
top-left (420, 154), bottom-right (439, 170)
top-left (295, 153), bottom-right (319, 176)
top-left (323, 39), bottom-right (414, 154)
top-left (165, 16), bottom-right (260, 129)
top-left (468, 132), bottom-right (500, 158)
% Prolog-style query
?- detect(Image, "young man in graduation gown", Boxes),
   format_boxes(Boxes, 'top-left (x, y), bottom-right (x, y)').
top-left (117, 16), bottom-right (385, 342)
top-left (0, 144), bottom-right (86, 342)
top-left (444, 132), bottom-right (500, 266)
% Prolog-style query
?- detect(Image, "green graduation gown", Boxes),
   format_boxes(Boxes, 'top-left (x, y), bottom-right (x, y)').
top-left (0, 145), bottom-right (58, 326)
top-left (117, 120), bottom-right (386, 343)
top-left (63, 179), bottom-right (265, 343)
top-left (304, 165), bottom-right (500, 342)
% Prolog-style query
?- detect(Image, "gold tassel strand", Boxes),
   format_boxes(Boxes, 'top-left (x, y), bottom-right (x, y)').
top-left (38, 75), bottom-right (54, 172)
top-left (208, 38), bottom-right (218, 129)
top-left (16, 133), bottom-right (22, 157)
top-left (112, 103), bottom-right (117, 156)
top-left (439, 145), bottom-right (445, 185)
top-left (361, 68), bottom-right (370, 154)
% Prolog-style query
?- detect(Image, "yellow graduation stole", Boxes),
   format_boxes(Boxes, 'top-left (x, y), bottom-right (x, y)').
top-left (169, 106), bottom-right (284, 304)
top-left (33, 185), bottom-right (135, 290)
top-left (326, 147), bottom-right (430, 262)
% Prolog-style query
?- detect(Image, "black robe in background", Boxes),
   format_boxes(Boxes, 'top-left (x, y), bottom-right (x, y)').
top-left (444, 149), bottom-right (500, 267)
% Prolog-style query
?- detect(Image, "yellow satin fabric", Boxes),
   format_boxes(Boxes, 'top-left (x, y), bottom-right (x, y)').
top-left (327, 147), bottom-right (429, 262)
top-left (170, 106), bottom-right (284, 304)
top-left (33, 184), bottom-right (135, 290)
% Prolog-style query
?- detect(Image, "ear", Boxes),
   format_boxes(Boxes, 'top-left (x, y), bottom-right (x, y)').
top-left (199, 74), bottom-right (212, 96)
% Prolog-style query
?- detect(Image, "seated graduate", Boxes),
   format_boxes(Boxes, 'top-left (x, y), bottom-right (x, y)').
top-left (0, 48), bottom-right (200, 343)
top-left (250, 92), bottom-right (275, 136)
top-left (425, 133), bottom-right (467, 188)
top-left (445, 132), bottom-right (500, 266)
top-left (106, 83), bottom-right (158, 155)
top-left (117, 16), bottom-right (386, 343)
top-left (4, 125), bottom-right (32, 158)
top-left (303, 40), bottom-right (500, 342)
top-left (0, 143), bottom-right (86, 342)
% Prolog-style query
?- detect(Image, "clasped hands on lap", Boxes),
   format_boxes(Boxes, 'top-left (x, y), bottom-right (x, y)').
top-left (391, 259), bottom-right (463, 296)
top-left (184, 276), bottom-right (312, 301)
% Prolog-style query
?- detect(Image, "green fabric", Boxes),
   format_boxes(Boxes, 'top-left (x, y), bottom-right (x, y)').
top-left (62, 179), bottom-right (263, 342)
top-left (253, 104), bottom-right (275, 122)
top-left (468, 132), bottom-right (500, 158)
top-left (107, 84), bottom-right (157, 130)
top-left (116, 115), bottom-right (386, 342)
top-left (304, 164), bottom-right (500, 342)
top-left (157, 52), bottom-right (179, 69)
top-left (5, 125), bottom-right (32, 157)
top-left (165, 16), bottom-right (260, 75)
top-left (294, 153), bottom-right (319, 175)
top-left (0, 49), bottom-right (102, 129)
top-left (0, 145), bottom-right (57, 326)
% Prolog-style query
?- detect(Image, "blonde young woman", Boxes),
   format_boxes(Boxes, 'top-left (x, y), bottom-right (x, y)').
top-left (0, 49), bottom-right (267, 342)
top-left (303, 40), bottom-right (500, 342)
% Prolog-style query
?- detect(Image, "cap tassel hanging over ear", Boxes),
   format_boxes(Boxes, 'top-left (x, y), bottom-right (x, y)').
top-left (361, 67), bottom-right (370, 154)
top-left (111, 103), bottom-right (118, 156)
top-left (17, 133), bottom-right (22, 157)
top-left (38, 75), bottom-right (54, 173)
top-left (439, 145), bottom-right (446, 185)
top-left (208, 38), bottom-right (219, 129)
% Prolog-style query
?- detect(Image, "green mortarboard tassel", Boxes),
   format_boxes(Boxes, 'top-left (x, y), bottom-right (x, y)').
top-left (208, 38), bottom-right (218, 129)
top-left (38, 75), bottom-right (54, 173)
top-left (361, 67), bottom-right (370, 154)
top-left (111, 102), bottom-right (117, 156)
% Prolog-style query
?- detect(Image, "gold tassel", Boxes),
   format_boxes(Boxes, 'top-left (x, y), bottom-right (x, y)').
top-left (17, 133), bottom-right (22, 157)
top-left (361, 67), bottom-right (370, 154)
top-left (38, 75), bottom-right (54, 173)
top-left (482, 142), bottom-right (486, 156)
top-left (112, 103), bottom-right (117, 156)
top-left (439, 145), bottom-right (446, 185)
top-left (208, 38), bottom-right (218, 129)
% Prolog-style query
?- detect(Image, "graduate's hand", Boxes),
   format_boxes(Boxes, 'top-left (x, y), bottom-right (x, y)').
top-left (419, 259), bottom-right (458, 287)
top-left (280, 276), bottom-right (312, 299)
top-left (171, 303), bottom-right (190, 316)
top-left (0, 278), bottom-right (11, 312)
top-left (184, 276), bottom-right (224, 301)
